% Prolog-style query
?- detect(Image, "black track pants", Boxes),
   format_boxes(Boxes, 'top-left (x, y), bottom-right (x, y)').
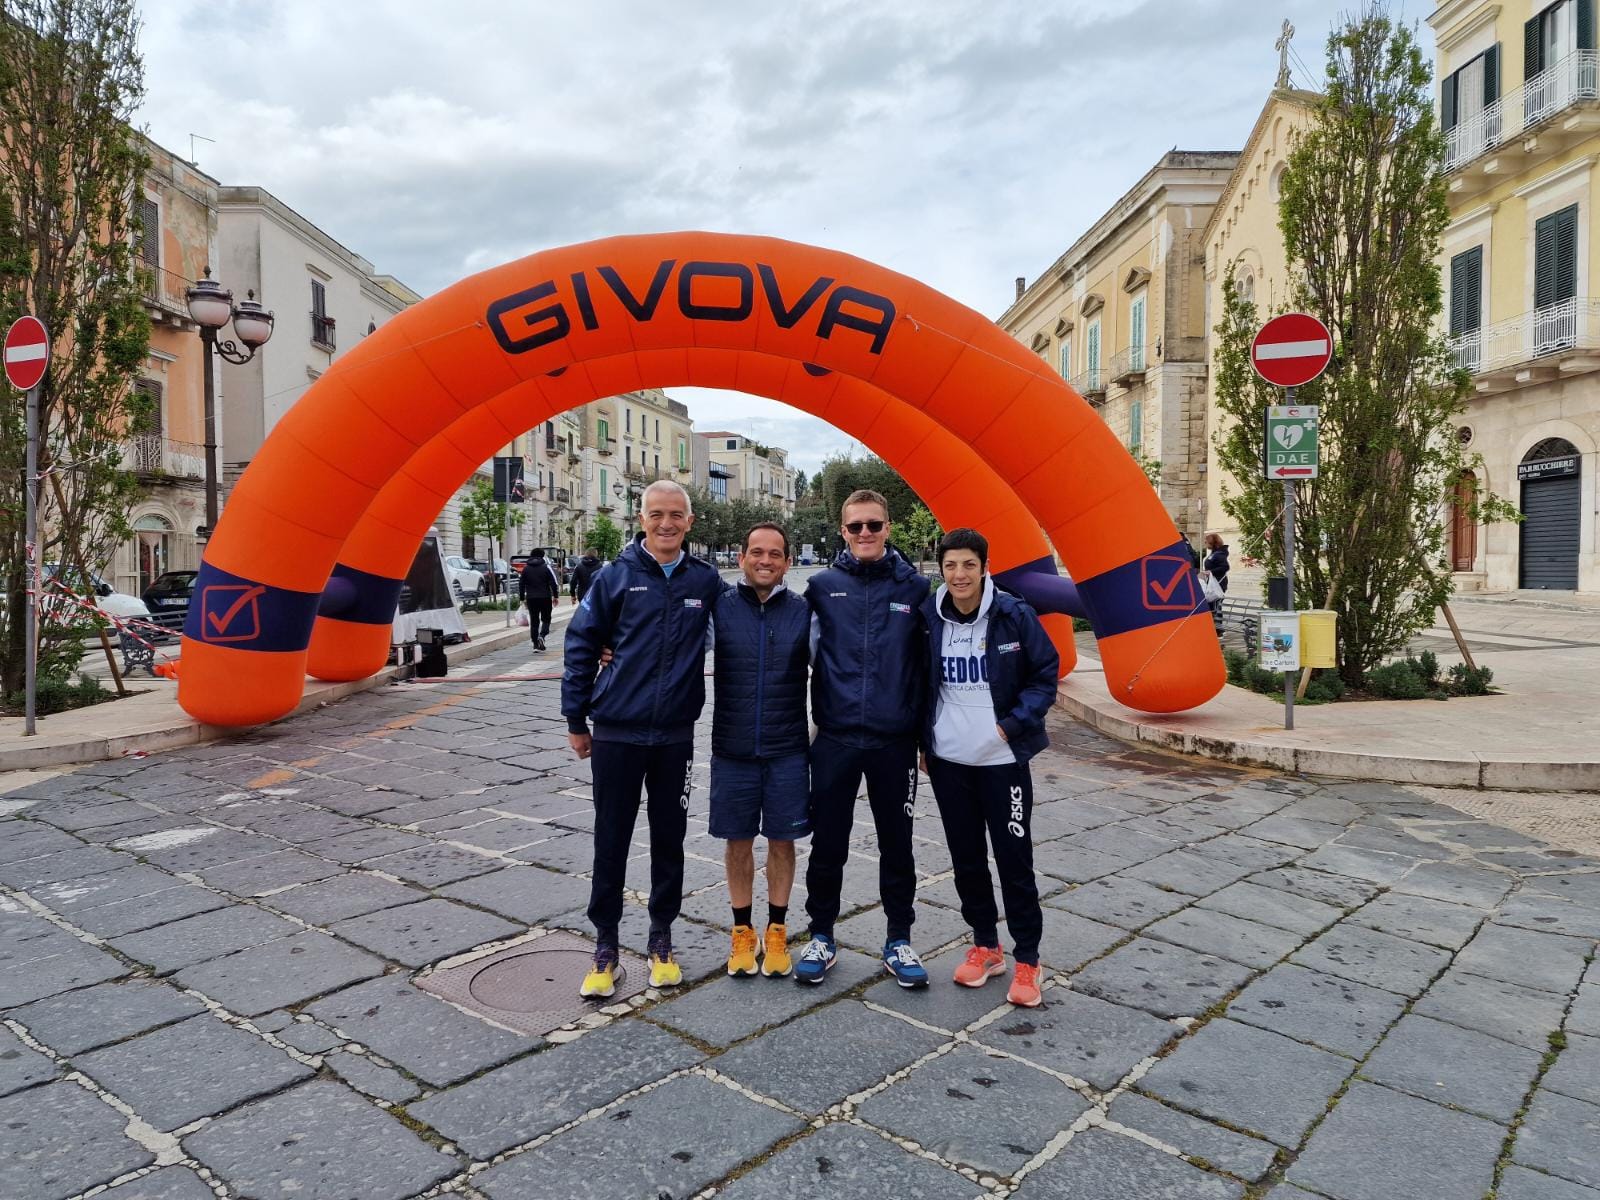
top-left (586, 739), bottom-right (692, 942)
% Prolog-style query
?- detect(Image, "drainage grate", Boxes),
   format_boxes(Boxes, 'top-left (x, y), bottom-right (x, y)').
top-left (417, 931), bottom-right (650, 1037)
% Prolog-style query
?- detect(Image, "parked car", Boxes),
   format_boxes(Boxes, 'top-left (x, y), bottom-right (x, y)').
top-left (141, 570), bottom-right (198, 617)
top-left (442, 555), bottom-right (485, 600)
top-left (41, 563), bottom-right (150, 622)
top-left (467, 557), bottom-right (512, 595)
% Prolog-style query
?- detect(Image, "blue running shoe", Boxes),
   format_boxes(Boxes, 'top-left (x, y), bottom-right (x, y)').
top-left (883, 939), bottom-right (930, 989)
top-left (794, 934), bottom-right (837, 985)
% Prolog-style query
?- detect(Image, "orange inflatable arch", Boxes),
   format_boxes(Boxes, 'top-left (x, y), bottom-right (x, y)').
top-left (179, 232), bottom-right (1224, 727)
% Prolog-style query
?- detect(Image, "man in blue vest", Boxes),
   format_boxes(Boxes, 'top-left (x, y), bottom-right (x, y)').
top-left (797, 489), bottom-right (932, 988)
top-left (562, 480), bottom-right (723, 998)
top-left (710, 522), bottom-right (811, 979)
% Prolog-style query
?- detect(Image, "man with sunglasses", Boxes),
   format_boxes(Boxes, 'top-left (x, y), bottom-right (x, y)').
top-left (797, 489), bottom-right (931, 988)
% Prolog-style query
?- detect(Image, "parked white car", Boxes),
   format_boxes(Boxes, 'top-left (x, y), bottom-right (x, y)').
top-left (442, 555), bottom-right (485, 600)
top-left (42, 564), bottom-right (151, 622)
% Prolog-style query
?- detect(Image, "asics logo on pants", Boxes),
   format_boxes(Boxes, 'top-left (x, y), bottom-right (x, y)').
top-left (1008, 785), bottom-right (1025, 838)
top-left (679, 772), bottom-right (692, 811)
top-left (903, 768), bottom-right (916, 819)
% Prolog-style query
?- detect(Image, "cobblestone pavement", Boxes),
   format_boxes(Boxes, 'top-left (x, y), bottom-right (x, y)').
top-left (2, 634), bottom-right (1599, 1200)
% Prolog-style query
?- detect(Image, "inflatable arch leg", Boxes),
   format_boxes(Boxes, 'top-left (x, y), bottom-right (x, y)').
top-left (308, 353), bottom-right (1085, 683)
top-left (179, 233), bottom-right (1222, 727)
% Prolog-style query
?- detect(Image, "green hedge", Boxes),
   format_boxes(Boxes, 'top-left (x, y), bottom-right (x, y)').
top-left (1224, 648), bottom-right (1493, 703)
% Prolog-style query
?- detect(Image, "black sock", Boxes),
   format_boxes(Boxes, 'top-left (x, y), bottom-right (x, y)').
top-left (732, 904), bottom-right (753, 928)
top-left (768, 904), bottom-right (788, 928)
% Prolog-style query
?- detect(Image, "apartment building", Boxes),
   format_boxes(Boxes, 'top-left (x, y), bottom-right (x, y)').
top-left (700, 432), bottom-right (799, 512)
top-left (999, 150), bottom-right (1239, 545)
top-left (1434, 0), bottom-right (1600, 591)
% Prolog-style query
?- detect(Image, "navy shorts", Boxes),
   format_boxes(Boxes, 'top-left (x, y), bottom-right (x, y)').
top-left (709, 752), bottom-right (811, 841)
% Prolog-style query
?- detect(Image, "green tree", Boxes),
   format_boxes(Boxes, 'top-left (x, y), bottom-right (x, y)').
top-left (1, 0), bottom-right (151, 692)
top-left (1213, 7), bottom-right (1515, 687)
top-left (810, 454), bottom-right (921, 528)
top-left (458, 479), bottom-right (525, 595)
top-left (789, 503), bottom-right (832, 559)
top-left (901, 504), bottom-right (943, 568)
top-left (584, 513), bottom-right (623, 560)
top-left (792, 469), bottom-right (809, 502)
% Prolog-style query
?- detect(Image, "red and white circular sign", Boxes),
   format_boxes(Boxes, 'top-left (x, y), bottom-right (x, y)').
top-left (1251, 312), bottom-right (1332, 388)
top-left (4, 316), bottom-right (49, 392)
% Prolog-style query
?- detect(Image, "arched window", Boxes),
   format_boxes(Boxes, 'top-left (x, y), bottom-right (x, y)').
top-left (134, 513), bottom-right (172, 595)
top-left (1236, 269), bottom-right (1256, 304)
top-left (1524, 437), bottom-right (1580, 462)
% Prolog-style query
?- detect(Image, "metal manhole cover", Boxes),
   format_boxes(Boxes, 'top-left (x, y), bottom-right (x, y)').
top-left (417, 931), bottom-right (650, 1037)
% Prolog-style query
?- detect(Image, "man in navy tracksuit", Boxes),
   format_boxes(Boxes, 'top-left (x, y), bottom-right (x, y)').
top-left (921, 527), bottom-right (1059, 1008)
top-left (709, 522), bottom-right (811, 980)
top-left (562, 481), bottom-right (722, 998)
top-left (797, 489), bottom-right (932, 988)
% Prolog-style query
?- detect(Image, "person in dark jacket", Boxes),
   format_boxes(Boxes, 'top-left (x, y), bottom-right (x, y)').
top-left (562, 481), bottom-right (722, 998)
top-left (519, 549), bottom-right (561, 651)
top-left (1202, 532), bottom-right (1230, 633)
top-left (921, 527), bottom-right (1059, 1008)
top-left (796, 489), bottom-right (932, 989)
top-left (710, 522), bottom-right (811, 979)
top-left (569, 550), bottom-right (602, 603)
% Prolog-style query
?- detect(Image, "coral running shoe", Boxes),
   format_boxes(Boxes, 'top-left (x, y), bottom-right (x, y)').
top-left (1008, 961), bottom-right (1043, 1008)
top-left (580, 944), bottom-right (618, 999)
top-left (647, 933), bottom-right (682, 988)
top-left (727, 925), bottom-right (759, 977)
top-left (761, 924), bottom-right (793, 977)
top-left (953, 945), bottom-right (1007, 988)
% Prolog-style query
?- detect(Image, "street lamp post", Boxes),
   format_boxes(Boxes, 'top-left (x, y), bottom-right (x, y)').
top-left (185, 268), bottom-right (274, 538)
top-left (612, 480), bottom-right (633, 536)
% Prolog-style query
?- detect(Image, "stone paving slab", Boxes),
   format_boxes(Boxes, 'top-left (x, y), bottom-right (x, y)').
top-left (25, 863), bottom-right (182, 914)
top-left (861, 946), bottom-right (1016, 1033)
top-left (1391, 861), bottom-right (1515, 908)
top-left (0, 1078), bottom-right (155, 1199)
top-left (0, 938), bottom-right (129, 1007)
top-left (1570, 978), bottom-right (1600, 1039)
top-left (437, 864), bottom-right (593, 925)
top-left (1225, 963), bottom-right (1407, 1059)
top-left (185, 1079), bottom-right (458, 1200)
top-left (1034, 909), bottom-right (1127, 973)
top-left (261, 872), bottom-right (423, 925)
top-left (649, 946), bottom-right (880, 1046)
top-left (1122, 849), bottom-right (1254, 897)
top-left (1141, 905), bottom-right (1304, 969)
top-left (0, 1022), bottom-right (57, 1096)
top-left (1139, 1018), bottom-right (1354, 1148)
top-left (1287, 1079), bottom-right (1503, 1200)
top-left (1359, 1013), bottom-right (1542, 1123)
top-left (328, 897), bottom-right (520, 967)
top-left (325, 1049), bottom-right (418, 1104)
top-left (0, 844), bottom-right (135, 887)
top-left (1010, 1126), bottom-right (1244, 1200)
top-left (194, 850), bottom-right (343, 897)
top-left (474, 1073), bottom-right (802, 1200)
top-left (109, 905), bottom-right (299, 974)
top-left (412, 1008), bottom-right (704, 1159)
top-left (1543, 1033), bottom-right (1600, 1107)
top-left (713, 1121), bottom-right (982, 1200)
top-left (1046, 875), bottom-right (1192, 931)
top-left (69, 884), bottom-right (230, 938)
top-left (102, 1165), bottom-right (216, 1199)
top-left (1498, 1165), bottom-right (1600, 1199)
top-left (1250, 866), bottom-right (1378, 910)
top-left (976, 987), bottom-right (1179, 1090)
top-left (9, 977), bottom-right (205, 1056)
top-left (174, 930), bottom-right (387, 1016)
top-left (1496, 891), bottom-right (1600, 941)
top-left (1072, 937), bottom-right (1254, 1018)
top-left (1413, 966), bottom-right (1572, 1051)
top-left (1346, 891), bottom-right (1486, 950)
top-left (858, 1043), bottom-right (1091, 1177)
top-left (1453, 923), bottom-right (1593, 994)
top-left (1195, 880), bottom-right (1344, 936)
top-left (1105, 1092), bottom-right (1278, 1182)
top-left (1289, 923), bottom-right (1450, 996)
top-left (716, 999), bottom-right (945, 1115)
top-left (306, 974), bottom-right (536, 1088)
top-left (75, 1013), bottom-right (313, 1131)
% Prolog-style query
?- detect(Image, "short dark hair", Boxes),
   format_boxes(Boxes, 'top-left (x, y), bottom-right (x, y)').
top-left (530, 549), bottom-right (546, 559)
top-left (742, 522), bottom-right (790, 555)
top-left (937, 527), bottom-right (988, 570)
top-left (840, 489), bottom-right (889, 520)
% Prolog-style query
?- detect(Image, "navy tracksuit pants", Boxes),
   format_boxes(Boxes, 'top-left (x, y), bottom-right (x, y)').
top-left (586, 739), bottom-right (692, 943)
top-left (926, 755), bottom-right (1043, 965)
top-left (804, 732), bottom-right (918, 942)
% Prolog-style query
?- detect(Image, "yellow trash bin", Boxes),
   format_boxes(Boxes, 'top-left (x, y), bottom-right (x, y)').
top-left (1299, 609), bottom-right (1337, 669)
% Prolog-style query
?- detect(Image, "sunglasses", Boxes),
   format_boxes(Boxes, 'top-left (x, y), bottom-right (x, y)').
top-left (844, 520), bottom-right (886, 534)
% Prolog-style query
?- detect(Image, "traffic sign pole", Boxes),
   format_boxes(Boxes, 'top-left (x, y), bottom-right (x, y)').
top-left (24, 382), bottom-right (39, 736)
top-left (1282, 387), bottom-right (1297, 732)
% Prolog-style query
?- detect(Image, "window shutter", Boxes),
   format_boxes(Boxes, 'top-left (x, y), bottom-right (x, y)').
top-left (137, 198), bottom-right (159, 265)
top-left (1555, 204), bottom-right (1579, 303)
top-left (1580, 0), bottom-right (1596, 50)
top-left (133, 378), bottom-right (164, 436)
top-left (1483, 45), bottom-right (1499, 105)
top-left (1534, 204), bottom-right (1579, 308)
top-left (1442, 70), bottom-right (1459, 131)
top-left (1131, 295), bottom-right (1146, 353)
top-left (1526, 16), bottom-right (1545, 78)
top-left (311, 279), bottom-right (326, 319)
top-left (1450, 247), bottom-right (1483, 334)
top-left (1129, 401), bottom-right (1143, 454)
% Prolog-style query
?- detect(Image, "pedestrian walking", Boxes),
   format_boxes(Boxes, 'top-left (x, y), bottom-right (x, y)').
top-left (519, 549), bottom-right (561, 651)
top-left (797, 489), bottom-right (932, 989)
top-left (710, 522), bottom-right (811, 979)
top-left (920, 527), bottom-right (1059, 1008)
top-left (562, 481), bottom-right (722, 998)
top-left (570, 549), bottom-right (603, 604)
top-left (1201, 532), bottom-right (1230, 634)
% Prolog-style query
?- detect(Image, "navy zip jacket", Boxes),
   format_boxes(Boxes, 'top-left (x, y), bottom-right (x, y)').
top-left (806, 546), bottom-right (929, 748)
top-left (711, 582), bottom-right (810, 760)
top-left (920, 585), bottom-right (1060, 764)
top-left (562, 539), bottom-right (722, 745)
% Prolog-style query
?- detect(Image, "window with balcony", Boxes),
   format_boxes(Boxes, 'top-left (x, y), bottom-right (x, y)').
top-left (597, 417), bottom-right (610, 445)
top-left (1534, 203), bottom-right (1580, 351)
top-left (1450, 246), bottom-right (1485, 371)
top-left (678, 439), bottom-right (688, 469)
top-left (1442, 46), bottom-right (1500, 161)
top-left (1086, 318), bottom-right (1102, 390)
top-left (1129, 293), bottom-right (1147, 374)
top-left (310, 279), bottom-right (335, 349)
top-left (599, 467), bottom-right (608, 500)
top-left (1059, 340), bottom-right (1071, 380)
top-left (1525, 0), bottom-right (1596, 124)
top-left (545, 421), bottom-right (556, 451)
top-left (1129, 400), bottom-right (1144, 456)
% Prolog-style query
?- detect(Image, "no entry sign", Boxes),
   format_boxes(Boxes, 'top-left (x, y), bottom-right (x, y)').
top-left (4, 316), bottom-right (49, 391)
top-left (1251, 312), bottom-right (1332, 388)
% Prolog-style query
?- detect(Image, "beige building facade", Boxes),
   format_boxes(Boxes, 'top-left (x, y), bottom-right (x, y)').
top-left (700, 433), bottom-right (799, 513)
top-left (1435, 0), bottom-right (1600, 592)
top-left (999, 151), bottom-right (1239, 547)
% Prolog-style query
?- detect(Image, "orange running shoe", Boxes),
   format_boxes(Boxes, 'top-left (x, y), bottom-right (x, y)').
top-left (727, 925), bottom-right (758, 977)
top-left (1007, 961), bottom-right (1043, 1008)
top-left (952, 945), bottom-right (1006, 988)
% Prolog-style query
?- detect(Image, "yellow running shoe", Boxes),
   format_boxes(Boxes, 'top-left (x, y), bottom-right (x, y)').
top-left (727, 925), bottom-right (759, 977)
top-left (647, 933), bottom-right (682, 988)
top-left (761, 924), bottom-right (792, 978)
top-left (579, 947), bottom-right (618, 999)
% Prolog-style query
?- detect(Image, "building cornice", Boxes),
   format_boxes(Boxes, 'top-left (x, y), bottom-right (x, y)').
top-left (1200, 87), bottom-right (1321, 249)
top-left (1512, 154), bottom-right (1598, 201)
top-left (1434, 3), bottom-right (1500, 53)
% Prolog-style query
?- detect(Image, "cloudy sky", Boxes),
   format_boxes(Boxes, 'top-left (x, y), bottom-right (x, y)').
top-left (137, 0), bottom-right (1422, 473)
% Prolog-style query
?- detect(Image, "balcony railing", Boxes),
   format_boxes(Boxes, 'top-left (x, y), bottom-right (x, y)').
top-left (1110, 345), bottom-right (1150, 385)
top-left (1070, 368), bottom-right (1106, 401)
top-left (1449, 296), bottom-right (1600, 375)
top-left (1445, 51), bottom-right (1600, 172)
top-left (139, 265), bottom-right (196, 323)
top-left (125, 435), bottom-right (206, 479)
top-left (310, 312), bottom-right (336, 350)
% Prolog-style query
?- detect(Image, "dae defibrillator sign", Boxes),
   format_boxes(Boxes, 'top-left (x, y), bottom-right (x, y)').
top-left (1264, 405), bottom-right (1319, 481)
